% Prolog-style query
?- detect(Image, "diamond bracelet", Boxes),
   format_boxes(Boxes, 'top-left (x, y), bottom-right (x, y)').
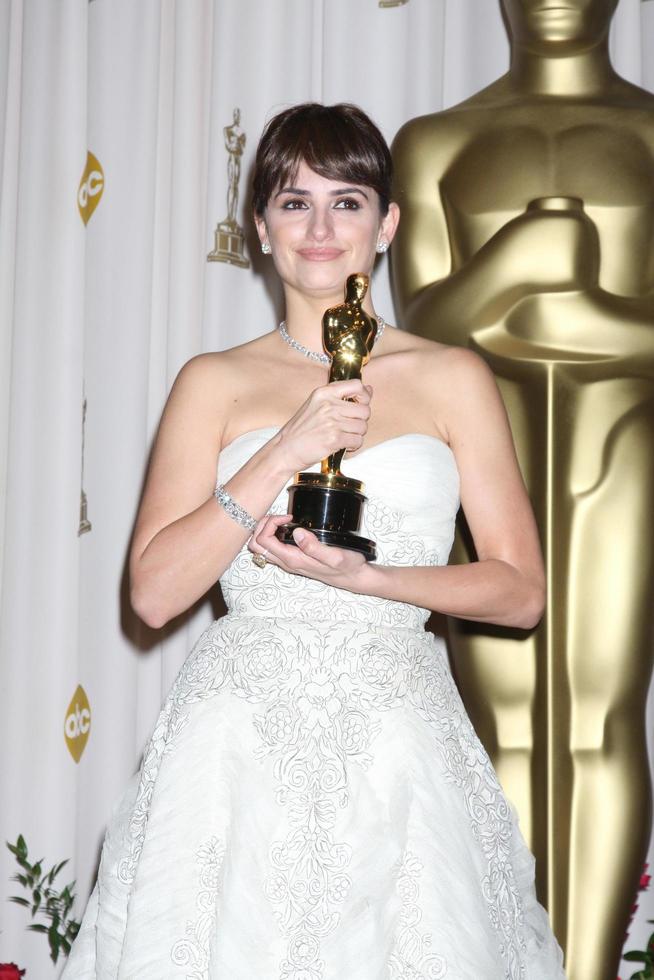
top-left (214, 484), bottom-right (257, 531)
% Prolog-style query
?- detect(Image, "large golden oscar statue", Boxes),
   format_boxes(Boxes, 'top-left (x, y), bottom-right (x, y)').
top-left (391, 2), bottom-right (654, 978)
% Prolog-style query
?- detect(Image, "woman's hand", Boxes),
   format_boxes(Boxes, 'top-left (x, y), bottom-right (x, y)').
top-left (248, 514), bottom-right (368, 591)
top-left (274, 379), bottom-right (372, 474)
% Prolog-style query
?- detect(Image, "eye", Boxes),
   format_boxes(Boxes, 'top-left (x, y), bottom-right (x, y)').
top-left (334, 197), bottom-right (361, 210)
top-left (280, 197), bottom-right (309, 210)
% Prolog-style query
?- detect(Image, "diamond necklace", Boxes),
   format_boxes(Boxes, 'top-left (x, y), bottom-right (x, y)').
top-left (278, 315), bottom-right (386, 365)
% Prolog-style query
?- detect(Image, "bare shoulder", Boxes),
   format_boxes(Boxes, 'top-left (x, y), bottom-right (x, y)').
top-left (398, 338), bottom-right (504, 435)
top-left (433, 344), bottom-right (497, 387)
top-left (383, 328), bottom-right (489, 377)
top-left (426, 345), bottom-right (503, 415)
top-left (171, 333), bottom-right (278, 401)
top-left (382, 330), bottom-right (499, 403)
top-left (433, 347), bottom-right (510, 451)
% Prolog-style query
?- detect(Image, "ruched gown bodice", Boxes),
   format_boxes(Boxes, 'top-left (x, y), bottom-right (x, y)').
top-left (63, 430), bottom-right (566, 980)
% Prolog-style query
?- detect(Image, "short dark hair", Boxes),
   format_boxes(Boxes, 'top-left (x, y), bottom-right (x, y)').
top-left (252, 103), bottom-right (393, 216)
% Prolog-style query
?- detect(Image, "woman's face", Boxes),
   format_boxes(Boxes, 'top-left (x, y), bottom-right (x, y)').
top-left (501, 0), bottom-right (618, 48)
top-left (256, 160), bottom-right (399, 302)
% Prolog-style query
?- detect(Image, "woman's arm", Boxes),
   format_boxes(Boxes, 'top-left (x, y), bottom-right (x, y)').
top-left (129, 355), bottom-right (372, 628)
top-left (129, 356), bottom-right (287, 628)
top-left (252, 348), bottom-right (545, 630)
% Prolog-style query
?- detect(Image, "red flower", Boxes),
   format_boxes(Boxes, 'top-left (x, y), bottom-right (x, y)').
top-left (640, 863), bottom-right (651, 891)
top-left (0, 966), bottom-right (26, 979)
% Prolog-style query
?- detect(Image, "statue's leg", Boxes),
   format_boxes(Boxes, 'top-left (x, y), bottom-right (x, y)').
top-left (559, 396), bottom-right (654, 980)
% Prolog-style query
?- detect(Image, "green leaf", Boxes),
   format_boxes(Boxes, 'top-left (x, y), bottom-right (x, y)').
top-left (625, 952), bottom-right (649, 962)
top-left (8, 834), bottom-right (29, 860)
top-left (9, 896), bottom-right (30, 908)
top-left (48, 924), bottom-right (61, 964)
top-left (8, 835), bottom-right (80, 964)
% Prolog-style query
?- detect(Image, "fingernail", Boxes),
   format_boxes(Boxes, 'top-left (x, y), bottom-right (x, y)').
top-left (293, 528), bottom-right (306, 544)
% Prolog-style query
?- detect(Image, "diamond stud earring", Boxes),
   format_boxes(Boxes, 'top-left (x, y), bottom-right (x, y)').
top-left (261, 242), bottom-right (271, 255)
top-left (376, 240), bottom-right (389, 254)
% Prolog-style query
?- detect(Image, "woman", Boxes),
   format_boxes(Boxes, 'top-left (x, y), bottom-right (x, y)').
top-left (63, 103), bottom-right (565, 979)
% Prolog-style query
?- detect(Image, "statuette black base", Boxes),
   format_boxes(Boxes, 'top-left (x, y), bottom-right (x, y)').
top-left (275, 473), bottom-right (376, 561)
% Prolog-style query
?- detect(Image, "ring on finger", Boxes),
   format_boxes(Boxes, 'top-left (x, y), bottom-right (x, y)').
top-left (252, 549), bottom-right (268, 569)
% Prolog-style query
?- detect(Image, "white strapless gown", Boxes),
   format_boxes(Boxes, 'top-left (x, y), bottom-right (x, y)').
top-left (63, 429), bottom-right (566, 980)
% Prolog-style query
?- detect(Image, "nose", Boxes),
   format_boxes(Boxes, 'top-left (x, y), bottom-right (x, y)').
top-left (307, 204), bottom-right (334, 242)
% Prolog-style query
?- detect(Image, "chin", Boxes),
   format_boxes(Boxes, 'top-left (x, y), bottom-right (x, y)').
top-left (526, 9), bottom-right (602, 44)
top-left (298, 264), bottom-right (368, 296)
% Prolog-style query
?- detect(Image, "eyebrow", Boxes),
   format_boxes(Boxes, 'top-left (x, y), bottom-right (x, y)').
top-left (274, 186), bottom-right (369, 200)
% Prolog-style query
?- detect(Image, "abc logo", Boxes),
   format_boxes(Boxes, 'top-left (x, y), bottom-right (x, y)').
top-left (78, 172), bottom-right (103, 209)
top-left (78, 151), bottom-right (105, 226)
top-left (64, 684), bottom-right (91, 763)
top-left (65, 704), bottom-right (90, 738)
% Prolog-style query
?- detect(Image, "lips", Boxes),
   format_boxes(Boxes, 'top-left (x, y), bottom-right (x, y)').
top-left (296, 248), bottom-right (344, 261)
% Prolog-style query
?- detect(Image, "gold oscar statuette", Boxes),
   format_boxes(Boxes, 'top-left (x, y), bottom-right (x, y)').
top-left (276, 273), bottom-right (377, 560)
top-left (207, 107), bottom-right (250, 269)
top-left (391, 2), bottom-right (654, 977)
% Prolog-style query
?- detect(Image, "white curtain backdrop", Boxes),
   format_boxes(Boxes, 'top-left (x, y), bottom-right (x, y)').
top-left (1, 0), bottom-right (653, 975)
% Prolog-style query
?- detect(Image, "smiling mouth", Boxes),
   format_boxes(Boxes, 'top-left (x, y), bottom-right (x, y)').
top-left (297, 248), bottom-right (344, 261)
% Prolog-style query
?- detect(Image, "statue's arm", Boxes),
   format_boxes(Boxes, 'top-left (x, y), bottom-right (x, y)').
top-left (391, 118), bottom-right (601, 344)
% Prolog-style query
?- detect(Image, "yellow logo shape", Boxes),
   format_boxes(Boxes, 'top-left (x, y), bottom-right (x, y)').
top-left (78, 151), bottom-right (104, 225)
top-left (64, 684), bottom-right (91, 763)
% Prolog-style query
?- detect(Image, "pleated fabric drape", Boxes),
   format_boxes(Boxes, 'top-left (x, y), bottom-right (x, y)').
top-left (0, 0), bottom-right (652, 974)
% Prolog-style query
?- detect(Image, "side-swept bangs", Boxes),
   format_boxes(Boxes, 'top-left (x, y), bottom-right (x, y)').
top-left (252, 103), bottom-right (392, 216)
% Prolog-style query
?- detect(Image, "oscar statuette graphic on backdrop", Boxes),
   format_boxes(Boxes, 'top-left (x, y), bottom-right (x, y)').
top-left (208, 108), bottom-right (250, 269)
